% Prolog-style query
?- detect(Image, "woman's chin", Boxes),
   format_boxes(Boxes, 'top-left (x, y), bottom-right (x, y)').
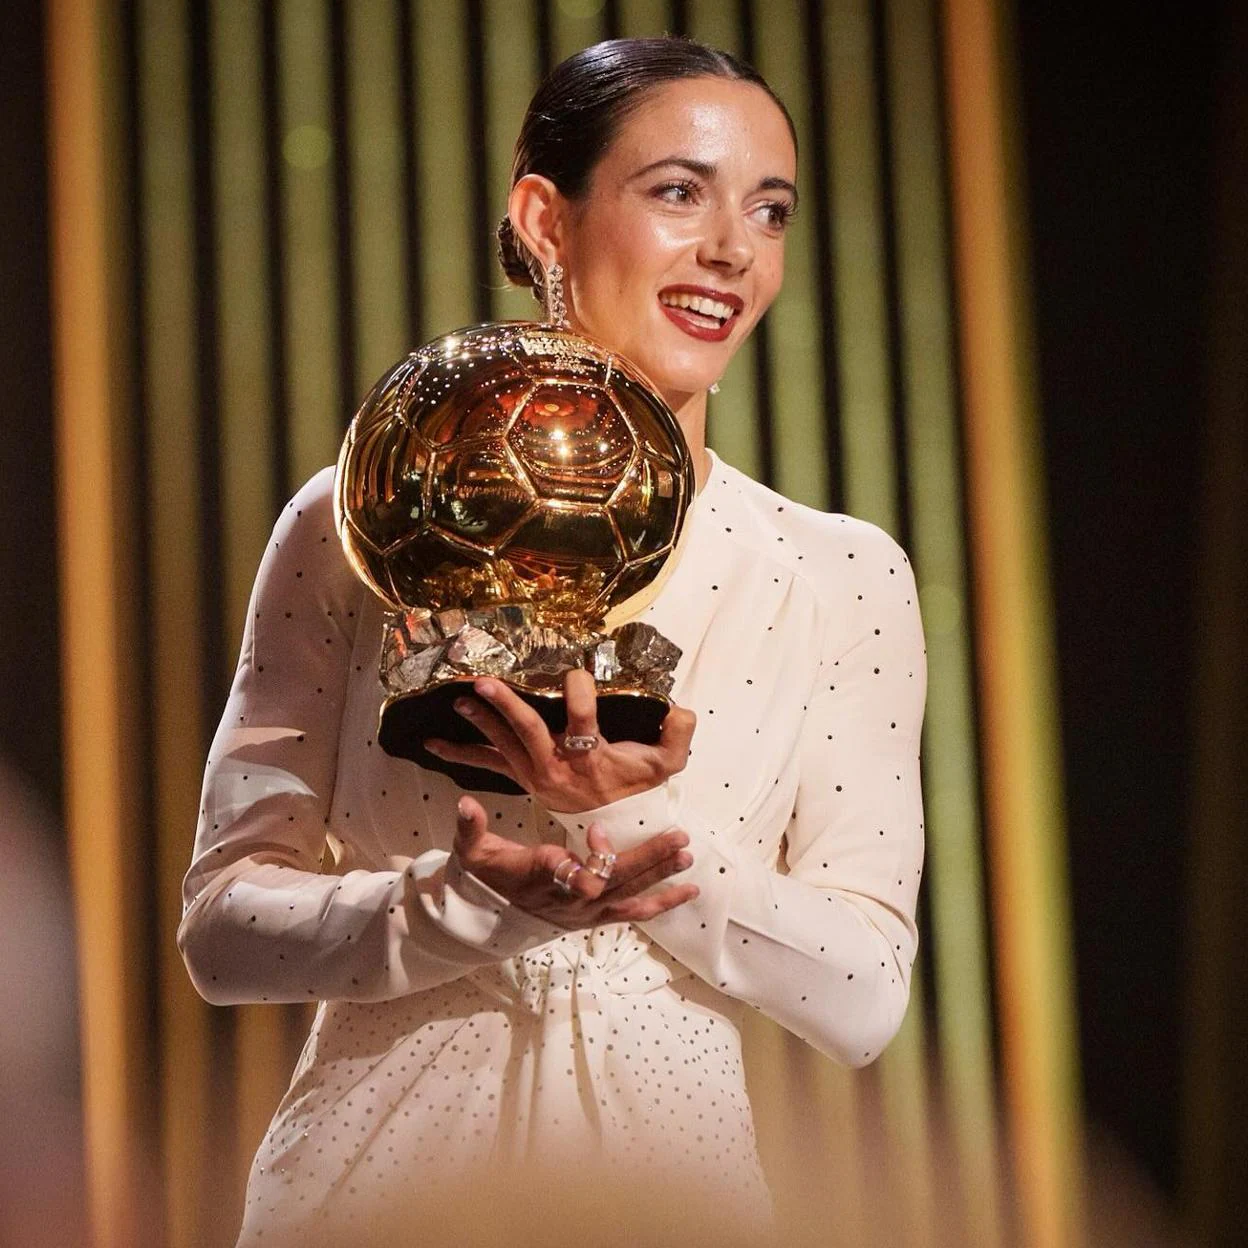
top-left (634, 375), bottom-right (704, 415)
top-left (570, 318), bottom-right (728, 402)
top-left (632, 360), bottom-right (723, 408)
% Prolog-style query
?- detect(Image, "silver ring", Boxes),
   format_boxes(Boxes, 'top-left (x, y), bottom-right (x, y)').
top-left (585, 850), bottom-right (617, 881)
top-left (562, 732), bottom-right (599, 753)
top-left (553, 856), bottom-right (582, 895)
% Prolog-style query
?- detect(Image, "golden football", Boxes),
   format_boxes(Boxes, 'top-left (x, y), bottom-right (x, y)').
top-left (334, 322), bottom-right (693, 629)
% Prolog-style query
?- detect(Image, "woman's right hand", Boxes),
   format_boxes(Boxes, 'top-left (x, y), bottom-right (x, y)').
top-left (453, 795), bottom-right (697, 929)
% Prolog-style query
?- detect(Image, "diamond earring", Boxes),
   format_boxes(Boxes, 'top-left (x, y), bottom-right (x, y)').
top-left (544, 262), bottom-right (568, 328)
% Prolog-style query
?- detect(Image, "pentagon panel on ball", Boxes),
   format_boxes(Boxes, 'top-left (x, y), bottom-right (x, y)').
top-left (335, 322), bottom-right (692, 625)
top-left (333, 321), bottom-right (694, 793)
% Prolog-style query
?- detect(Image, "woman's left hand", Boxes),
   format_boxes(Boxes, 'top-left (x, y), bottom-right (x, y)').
top-left (424, 670), bottom-right (695, 814)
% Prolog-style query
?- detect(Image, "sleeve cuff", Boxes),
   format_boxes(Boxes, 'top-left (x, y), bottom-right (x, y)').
top-left (439, 852), bottom-right (564, 958)
top-left (545, 784), bottom-right (678, 858)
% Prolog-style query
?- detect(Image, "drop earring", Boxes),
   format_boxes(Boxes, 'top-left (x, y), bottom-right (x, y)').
top-left (544, 261), bottom-right (568, 328)
top-left (709, 381), bottom-right (721, 395)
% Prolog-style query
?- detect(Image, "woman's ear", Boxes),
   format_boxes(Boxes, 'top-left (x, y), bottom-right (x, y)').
top-left (507, 174), bottom-right (566, 270)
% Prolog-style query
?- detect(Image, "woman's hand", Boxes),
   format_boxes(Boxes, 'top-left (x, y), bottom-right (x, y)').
top-left (425, 670), bottom-right (695, 815)
top-left (453, 795), bottom-right (698, 929)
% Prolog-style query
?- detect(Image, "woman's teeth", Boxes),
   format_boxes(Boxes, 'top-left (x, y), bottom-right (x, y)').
top-left (660, 292), bottom-right (735, 324)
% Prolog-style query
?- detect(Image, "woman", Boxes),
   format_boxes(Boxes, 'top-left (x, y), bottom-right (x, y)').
top-left (179, 36), bottom-right (926, 1246)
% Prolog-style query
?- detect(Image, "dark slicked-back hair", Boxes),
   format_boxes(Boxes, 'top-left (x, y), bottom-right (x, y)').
top-left (497, 36), bottom-right (796, 300)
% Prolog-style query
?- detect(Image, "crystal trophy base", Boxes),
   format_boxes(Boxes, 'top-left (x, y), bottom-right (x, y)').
top-left (377, 605), bottom-right (680, 796)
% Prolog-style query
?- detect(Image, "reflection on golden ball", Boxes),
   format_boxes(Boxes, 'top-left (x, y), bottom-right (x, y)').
top-left (334, 322), bottom-right (693, 627)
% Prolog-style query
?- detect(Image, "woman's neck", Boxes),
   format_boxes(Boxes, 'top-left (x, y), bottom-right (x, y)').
top-left (667, 388), bottom-right (712, 494)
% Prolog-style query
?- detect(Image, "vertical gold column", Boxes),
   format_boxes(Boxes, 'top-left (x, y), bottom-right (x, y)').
top-left (134, 1), bottom-right (222, 1241)
top-left (823, 0), bottom-right (899, 530)
top-left (753, 2), bottom-right (826, 507)
top-left (818, 4), bottom-right (935, 1232)
top-left (278, 0), bottom-right (342, 483)
top-left (484, 0), bottom-right (539, 323)
top-left (687, 1), bottom-right (762, 479)
top-left (413, 0), bottom-right (475, 335)
top-left (818, 6), bottom-right (933, 1205)
top-left (213, 0), bottom-right (276, 641)
top-left (347, 0), bottom-right (409, 392)
top-left (942, 2), bottom-right (1082, 1245)
top-left (209, 0), bottom-right (292, 1213)
top-left (887, 0), bottom-right (1001, 1240)
top-left (45, 2), bottom-right (149, 1244)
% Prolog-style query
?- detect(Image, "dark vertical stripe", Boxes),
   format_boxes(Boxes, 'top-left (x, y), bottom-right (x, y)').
top-left (261, 0), bottom-right (291, 503)
top-left (189, 0), bottom-right (227, 718)
top-left (669, 0), bottom-right (689, 37)
top-left (870, 0), bottom-right (911, 548)
top-left (330, 0), bottom-right (356, 417)
top-left (537, 0), bottom-right (554, 79)
top-left (397, 0), bottom-right (423, 346)
top-left (465, 0), bottom-right (492, 324)
top-left (738, 0), bottom-right (776, 487)
top-left (0, 0), bottom-right (61, 813)
top-left (188, 1), bottom-right (238, 1220)
top-left (802, 0), bottom-right (843, 514)
top-left (931, 0), bottom-right (1000, 1077)
top-left (603, 0), bottom-right (621, 40)
top-left (119, 6), bottom-right (165, 1234)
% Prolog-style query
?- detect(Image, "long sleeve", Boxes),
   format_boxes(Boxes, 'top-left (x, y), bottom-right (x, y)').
top-left (551, 524), bottom-right (927, 1066)
top-left (178, 470), bottom-right (559, 1007)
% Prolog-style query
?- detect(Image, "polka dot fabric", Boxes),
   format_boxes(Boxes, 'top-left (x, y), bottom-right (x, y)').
top-left (178, 449), bottom-right (927, 1243)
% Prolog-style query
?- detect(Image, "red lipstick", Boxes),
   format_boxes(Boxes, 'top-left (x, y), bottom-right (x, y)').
top-left (657, 285), bottom-right (743, 343)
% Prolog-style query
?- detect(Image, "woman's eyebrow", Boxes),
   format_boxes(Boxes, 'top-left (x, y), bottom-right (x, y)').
top-left (629, 158), bottom-right (799, 204)
top-left (628, 156), bottom-right (717, 181)
top-left (758, 175), bottom-right (799, 206)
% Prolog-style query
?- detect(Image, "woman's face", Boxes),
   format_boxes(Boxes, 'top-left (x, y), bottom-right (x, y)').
top-left (557, 77), bottom-right (798, 409)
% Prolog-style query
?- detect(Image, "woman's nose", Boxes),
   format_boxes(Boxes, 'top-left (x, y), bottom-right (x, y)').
top-left (698, 209), bottom-right (754, 274)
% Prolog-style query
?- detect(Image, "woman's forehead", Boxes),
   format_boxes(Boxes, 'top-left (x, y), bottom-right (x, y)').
top-left (606, 78), bottom-right (797, 180)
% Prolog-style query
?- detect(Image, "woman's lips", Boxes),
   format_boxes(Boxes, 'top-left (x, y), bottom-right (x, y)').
top-left (659, 303), bottom-right (736, 342)
top-left (657, 290), bottom-right (741, 343)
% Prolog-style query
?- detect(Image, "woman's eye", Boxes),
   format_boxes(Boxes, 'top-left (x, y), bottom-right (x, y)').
top-left (756, 201), bottom-right (797, 230)
top-left (656, 180), bottom-right (699, 204)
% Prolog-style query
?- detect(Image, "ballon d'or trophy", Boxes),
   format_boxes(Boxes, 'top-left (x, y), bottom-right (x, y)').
top-left (334, 322), bottom-right (694, 794)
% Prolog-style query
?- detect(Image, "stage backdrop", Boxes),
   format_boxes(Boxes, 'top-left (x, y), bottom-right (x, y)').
top-left (45, 1), bottom-right (1079, 1244)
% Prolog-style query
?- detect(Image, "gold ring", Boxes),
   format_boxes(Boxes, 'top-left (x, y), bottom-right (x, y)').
top-left (553, 856), bottom-right (582, 894)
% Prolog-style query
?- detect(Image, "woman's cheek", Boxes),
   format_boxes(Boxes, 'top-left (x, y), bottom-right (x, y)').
top-left (649, 215), bottom-right (708, 251)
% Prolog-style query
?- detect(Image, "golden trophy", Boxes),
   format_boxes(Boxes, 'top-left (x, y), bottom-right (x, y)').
top-left (334, 322), bottom-right (694, 794)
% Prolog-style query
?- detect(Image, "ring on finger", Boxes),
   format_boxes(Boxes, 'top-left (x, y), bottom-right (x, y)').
top-left (584, 850), bottom-right (617, 881)
top-left (561, 732), bottom-right (599, 753)
top-left (552, 856), bottom-right (583, 895)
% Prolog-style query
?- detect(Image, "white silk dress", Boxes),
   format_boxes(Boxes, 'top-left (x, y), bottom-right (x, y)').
top-left (178, 449), bottom-right (928, 1245)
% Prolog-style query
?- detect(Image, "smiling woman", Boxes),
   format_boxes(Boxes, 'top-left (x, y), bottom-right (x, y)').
top-left (500, 43), bottom-right (799, 471)
top-left (178, 35), bottom-right (927, 1247)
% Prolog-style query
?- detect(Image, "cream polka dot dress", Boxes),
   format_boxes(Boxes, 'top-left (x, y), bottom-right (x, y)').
top-left (179, 449), bottom-right (927, 1245)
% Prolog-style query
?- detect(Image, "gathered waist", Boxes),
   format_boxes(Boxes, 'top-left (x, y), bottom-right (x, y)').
top-left (466, 922), bottom-right (688, 1017)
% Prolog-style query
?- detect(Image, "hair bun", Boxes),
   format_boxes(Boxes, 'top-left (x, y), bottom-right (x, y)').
top-left (496, 217), bottom-right (541, 293)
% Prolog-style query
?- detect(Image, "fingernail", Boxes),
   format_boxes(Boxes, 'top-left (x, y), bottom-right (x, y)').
top-left (424, 739), bottom-right (443, 754)
top-left (676, 852), bottom-right (693, 870)
top-left (670, 831), bottom-right (690, 849)
top-left (457, 796), bottom-right (471, 819)
top-left (453, 698), bottom-right (476, 716)
top-left (476, 679), bottom-right (497, 697)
